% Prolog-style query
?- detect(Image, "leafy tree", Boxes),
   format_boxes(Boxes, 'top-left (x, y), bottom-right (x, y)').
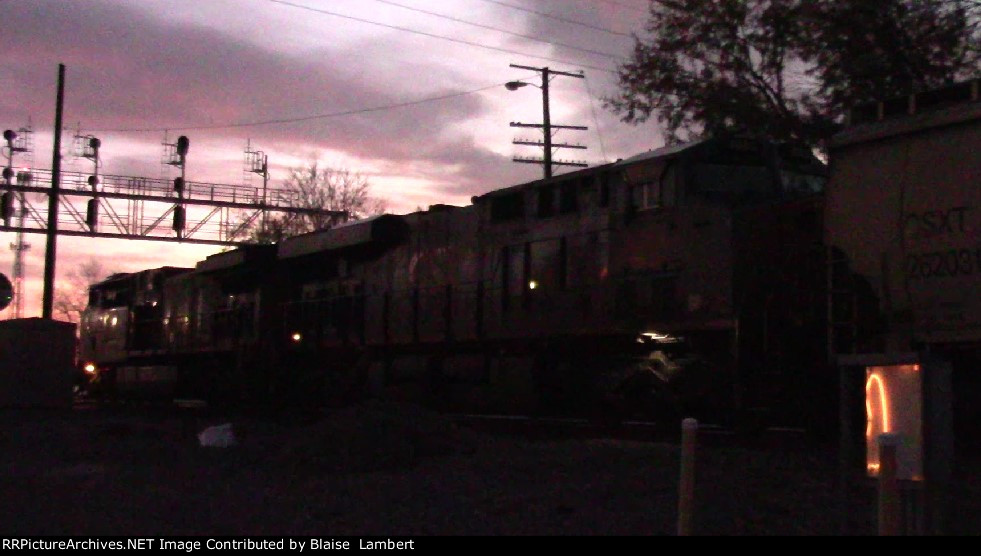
top-left (238, 162), bottom-right (386, 244)
top-left (800, 0), bottom-right (979, 119)
top-left (54, 259), bottom-right (114, 323)
top-left (607, 0), bottom-right (980, 151)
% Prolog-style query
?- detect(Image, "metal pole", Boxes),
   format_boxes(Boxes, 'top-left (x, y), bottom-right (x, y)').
top-left (878, 433), bottom-right (901, 536)
top-left (261, 154), bottom-right (268, 236)
top-left (42, 63), bottom-right (65, 320)
top-left (678, 417), bottom-right (698, 536)
top-left (541, 67), bottom-right (552, 180)
top-left (178, 151), bottom-right (186, 240)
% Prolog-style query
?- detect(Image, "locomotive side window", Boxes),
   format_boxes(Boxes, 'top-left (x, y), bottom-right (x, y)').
top-left (598, 172), bottom-right (610, 208)
top-left (537, 186), bottom-right (555, 218)
top-left (559, 182), bottom-right (578, 214)
top-left (780, 170), bottom-right (825, 195)
top-left (650, 273), bottom-right (680, 321)
top-left (529, 239), bottom-right (564, 291)
top-left (491, 192), bottom-right (524, 222)
top-left (632, 180), bottom-right (656, 210)
top-left (692, 164), bottom-right (773, 203)
top-left (632, 163), bottom-right (679, 210)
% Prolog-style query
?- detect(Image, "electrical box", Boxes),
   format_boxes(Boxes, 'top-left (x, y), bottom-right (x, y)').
top-left (864, 363), bottom-right (923, 480)
top-left (839, 352), bottom-right (953, 534)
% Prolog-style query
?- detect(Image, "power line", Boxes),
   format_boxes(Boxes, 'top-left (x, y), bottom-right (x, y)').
top-left (470, 0), bottom-right (633, 38)
top-left (267, 0), bottom-right (617, 74)
top-left (592, 0), bottom-right (650, 14)
top-left (583, 75), bottom-right (609, 162)
top-left (370, 0), bottom-right (623, 60)
top-left (86, 79), bottom-right (533, 133)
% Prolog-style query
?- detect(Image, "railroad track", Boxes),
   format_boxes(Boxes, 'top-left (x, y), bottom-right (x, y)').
top-left (450, 413), bottom-right (813, 449)
top-left (73, 396), bottom-right (814, 449)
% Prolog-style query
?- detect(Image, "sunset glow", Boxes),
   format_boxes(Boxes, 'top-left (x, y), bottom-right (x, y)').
top-left (1, 1), bottom-right (660, 320)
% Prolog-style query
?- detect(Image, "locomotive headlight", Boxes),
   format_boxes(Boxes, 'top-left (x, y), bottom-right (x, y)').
top-left (110, 316), bottom-right (118, 327)
top-left (528, 280), bottom-right (538, 290)
top-left (638, 331), bottom-right (682, 344)
top-left (83, 363), bottom-right (96, 374)
top-left (291, 332), bottom-right (302, 343)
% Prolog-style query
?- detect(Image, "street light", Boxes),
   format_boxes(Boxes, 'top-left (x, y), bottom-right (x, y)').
top-left (507, 70), bottom-right (553, 178)
top-left (505, 64), bottom-right (586, 179)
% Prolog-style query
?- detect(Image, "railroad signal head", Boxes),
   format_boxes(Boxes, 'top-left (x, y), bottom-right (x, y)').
top-left (0, 272), bottom-right (12, 311)
top-left (2, 167), bottom-right (13, 181)
top-left (1, 191), bottom-right (13, 224)
top-left (176, 136), bottom-right (190, 157)
top-left (2, 130), bottom-right (15, 143)
top-left (86, 199), bottom-right (99, 231)
top-left (173, 177), bottom-right (184, 193)
top-left (87, 175), bottom-right (99, 187)
top-left (173, 206), bottom-right (185, 233)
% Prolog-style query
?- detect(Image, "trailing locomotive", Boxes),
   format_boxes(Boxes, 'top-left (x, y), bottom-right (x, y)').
top-left (80, 133), bottom-right (830, 426)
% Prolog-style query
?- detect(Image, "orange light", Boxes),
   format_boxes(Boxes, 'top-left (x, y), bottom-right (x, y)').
top-left (291, 332), bottom-right (302, 342)
top-left (866, 372), bottom-right (890, 438)
top-left (83, 363), bottom-right (96, 374)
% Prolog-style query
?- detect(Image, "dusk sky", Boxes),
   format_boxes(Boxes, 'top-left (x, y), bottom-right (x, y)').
top-left (0, 0), bottom-right (666, 318)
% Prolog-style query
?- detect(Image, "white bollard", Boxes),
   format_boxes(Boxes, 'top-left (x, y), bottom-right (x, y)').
top-left (878, 433), bottom-right (902, 536)
top-left (678, 417), bottom-right (698, 536)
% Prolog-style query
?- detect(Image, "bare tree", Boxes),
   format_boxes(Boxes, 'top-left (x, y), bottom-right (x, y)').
top-left (54, 259), bottom-right (113, 323)
top-left (239, 161), bottom-right (386, 244)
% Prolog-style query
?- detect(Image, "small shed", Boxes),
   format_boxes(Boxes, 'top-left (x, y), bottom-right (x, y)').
top-left (0, 318), bottom-right (76, 408)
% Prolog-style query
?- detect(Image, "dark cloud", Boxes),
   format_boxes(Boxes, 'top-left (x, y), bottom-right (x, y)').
top-left (0, 0), bottom-right (527, 199)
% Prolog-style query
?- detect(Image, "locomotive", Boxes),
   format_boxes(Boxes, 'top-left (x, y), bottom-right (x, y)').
top-left (79, 78), bottom-right (980, 429)
top-left (79, 132), bottom-right (829, 426)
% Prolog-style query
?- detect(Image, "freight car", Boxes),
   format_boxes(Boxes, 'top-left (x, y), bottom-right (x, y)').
top-left (825, 78), bottom-right (981, 448)
top-left (80, 134), bottom-right (829, 426)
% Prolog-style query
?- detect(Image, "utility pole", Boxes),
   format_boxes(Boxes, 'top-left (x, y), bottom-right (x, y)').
top-left (42, 63), bottom-right (65, 320)
top-left (506, 63), bottom-right (588, 179)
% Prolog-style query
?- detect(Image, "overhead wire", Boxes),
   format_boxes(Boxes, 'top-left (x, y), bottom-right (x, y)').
top-left (267, 0), bottom-right (617, 74)
top-left (592, 0), bottom-right (650, 14)
top-left (583, 74), bottom-right (610, 162)
top-left (87, 1), bottom-right (631, 135)
top-left (369, 0), bottom-right (623, 60)
top-left (469, 0), bottom-right (633, 38)
top-left (87, 78), bottom-right (535, 133)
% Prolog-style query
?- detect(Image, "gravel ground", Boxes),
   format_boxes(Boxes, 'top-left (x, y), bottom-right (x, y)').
top-left (0, 404), bottom-right (976, 536)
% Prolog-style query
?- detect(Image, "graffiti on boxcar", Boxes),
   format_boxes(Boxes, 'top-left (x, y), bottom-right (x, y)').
top-left (903, 206), bottom-right (971, 240)
top-left (906, 247), bottom-right (981, 280)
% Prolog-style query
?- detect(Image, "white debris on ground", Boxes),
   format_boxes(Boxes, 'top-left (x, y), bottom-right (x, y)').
top-left (198, 423), bottom-right (237, 448)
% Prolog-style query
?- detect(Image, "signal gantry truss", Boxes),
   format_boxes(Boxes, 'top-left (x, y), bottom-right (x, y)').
top-left (1, 169), bottom-right (345, 246)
